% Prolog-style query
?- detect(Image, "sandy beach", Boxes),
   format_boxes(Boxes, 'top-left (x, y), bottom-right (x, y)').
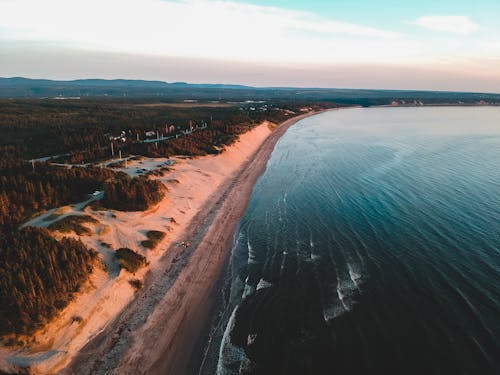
top-left (0, 111), bottom-right (319, 375)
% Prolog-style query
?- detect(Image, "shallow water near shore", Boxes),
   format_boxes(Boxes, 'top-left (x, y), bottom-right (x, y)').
top-left (212, 107), bottom-right (500, 374)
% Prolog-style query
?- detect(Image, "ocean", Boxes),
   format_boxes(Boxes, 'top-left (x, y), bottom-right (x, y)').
top-left (210, 107), bottom-right (500, 374)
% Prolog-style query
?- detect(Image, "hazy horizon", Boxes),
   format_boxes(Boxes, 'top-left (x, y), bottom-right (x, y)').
top-left (1, 0), bottom-right (500, 92)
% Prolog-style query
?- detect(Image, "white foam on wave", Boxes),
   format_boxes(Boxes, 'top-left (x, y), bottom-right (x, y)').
top-left (217, 307), bottom-right (248, 375)
top-left (337, 286), bottom-right (352, 312)
top-left (256, 278), bottom-right (273, 290)
top-left (247, 239), bottom-right (258, 265)
top-left (323, 267), bottom-right (366, 322)
top-left (242, 282), bottom-right (255, 299)
top-left (347, 264), bottom-right (364, 292)
top-left (323, 301), bottom-right (346, 321)
top-left (247, 333), bottom-right (257, 346)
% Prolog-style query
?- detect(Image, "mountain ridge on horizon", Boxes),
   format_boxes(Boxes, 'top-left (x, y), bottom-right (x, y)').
top-left (3, 76), bottom-right (500, 94)
top-left (1, 77), bottom-right (500, 102)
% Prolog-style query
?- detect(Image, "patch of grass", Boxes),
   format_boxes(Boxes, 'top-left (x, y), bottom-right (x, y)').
top-left (98, 259), bottom-right (108, 272)
top-left (108, 160), bottom-right (127, 168)
top-left (98, 225), bottom-right (110, 236)
top-left (141, 230), bottom-right (166, 249)
top-left (4, 337), bottom-right (24, 347)
top-left (267, 121), bottom-right (279, 131)
top-left (115, 248), bottom-right (146, 274)
top-left (128, 278), bottom-right (143, 291)
top-left (43, 212), bottom-right (62, 222)
top-left (147, 169), bottom-right (166, 177)
top-left (31, 209), bottom-right (47, 219)
top-left (48, 215), bottom-right (98, 235)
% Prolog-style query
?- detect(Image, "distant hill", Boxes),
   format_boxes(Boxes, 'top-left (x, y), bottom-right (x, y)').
top-left (1, 77), bottom-right (500, 105)
top-left (0, 77), bottom-right (251, 98)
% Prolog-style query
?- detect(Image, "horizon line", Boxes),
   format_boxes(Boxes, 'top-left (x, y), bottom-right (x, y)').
top-left (2, 76), bottom-right (500, 95)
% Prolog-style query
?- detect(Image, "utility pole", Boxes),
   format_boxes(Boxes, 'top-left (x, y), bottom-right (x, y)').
top-left (119, 150), bottom-right (122, 160)
top-left (111, 142), bottom-right (114, 156)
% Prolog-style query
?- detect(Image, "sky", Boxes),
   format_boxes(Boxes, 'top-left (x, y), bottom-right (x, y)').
top-left (1, 0), bottom-right (500, 92)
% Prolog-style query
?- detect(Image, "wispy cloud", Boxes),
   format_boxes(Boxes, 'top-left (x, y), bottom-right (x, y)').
top-left (0, 0), bottom-right (405, 63)
top-left (412, 16), bottom-right (479, 34)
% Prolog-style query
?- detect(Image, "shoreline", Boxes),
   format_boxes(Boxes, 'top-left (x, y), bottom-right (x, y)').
top-left (61, 110), bottom-right (323, 374)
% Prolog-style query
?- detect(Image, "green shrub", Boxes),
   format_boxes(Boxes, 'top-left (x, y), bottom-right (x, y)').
top-left (48, 215), bottom-right (98, 235)
top-left (141, 230), bottom-right (166, 249)
top-left (128, 278), bottom-right (143, 290)
top-left (115, 248), bottom-right (146, 273)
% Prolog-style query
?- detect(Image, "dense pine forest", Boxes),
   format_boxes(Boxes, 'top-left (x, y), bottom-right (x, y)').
top-left (0, 226), bottom-right (97, 335)
top-left (0, 99), bottom-right (322, 164)
top-left (0, 164), bottom-right (115, 225)
top-left (102, 174), bottom-right (165, 211)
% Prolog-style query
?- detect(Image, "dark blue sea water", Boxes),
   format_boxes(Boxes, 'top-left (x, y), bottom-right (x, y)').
top-left (215, 107), bottom-right (500, 375)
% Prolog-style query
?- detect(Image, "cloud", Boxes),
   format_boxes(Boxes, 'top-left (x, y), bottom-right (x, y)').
top-left (412, 16), bottom-right (479, 34)
top-left (0, 0), bottom-right (406, 63)
top-left (1, 0), bottom-right (495, 73)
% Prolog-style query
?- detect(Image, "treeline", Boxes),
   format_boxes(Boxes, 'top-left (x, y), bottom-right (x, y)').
top-left (0, 99), bottom-right (334, 165)
top-left (0, 163), bottom-right (167, 225)
top-left (0, 164), bottom-right (115, 225)
top-left (0, 226), bottom-right (97, 335)
top-left (128, 108), bottom-right (306, 158)
top-left (0, 100), bottom-right (253, 163)
top-left (102, 174), bottom-right (165, 211)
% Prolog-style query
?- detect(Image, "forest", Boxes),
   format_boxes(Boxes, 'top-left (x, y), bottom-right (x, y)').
top-left (0, 164), bottom-right (115, 225)
top-left (0, 226), bottom-right (97, 335)
top-left (0, 99), bottom-right (325, 164)
top-left (102, 174), bottom-right (165, 211)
